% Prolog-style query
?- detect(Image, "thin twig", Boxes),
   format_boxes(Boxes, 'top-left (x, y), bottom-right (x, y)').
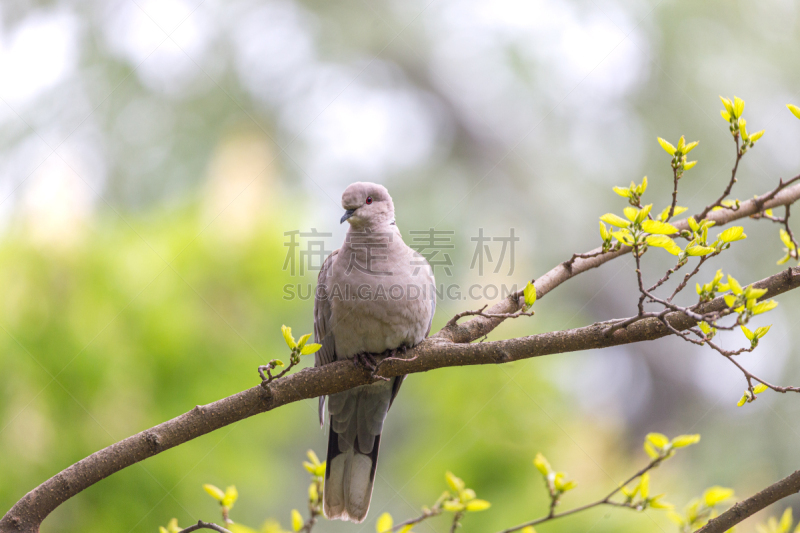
top-left (389, 508), bottom-right (442, 532)
top-left (564, 249), bottom-right (609, 271)
top-left (446, 305), bottom-right (533, 327)
top-left (667, 254), bottom-right (715, 303)
top-left (697, 135), bottom-right (743, 220)
top-left (667, 166), bottom-right (680, 221)
top-left (179, 521), bottom-right (233, 533)
top-left (449, 511), bottom-right (464, 533)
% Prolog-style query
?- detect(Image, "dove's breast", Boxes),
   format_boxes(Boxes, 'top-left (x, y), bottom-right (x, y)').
top-left (329, 239), bottom-right (435, 358)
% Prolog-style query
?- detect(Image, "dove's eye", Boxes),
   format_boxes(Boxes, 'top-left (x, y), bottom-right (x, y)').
top-left (366, 196), bottom-right (373, 205)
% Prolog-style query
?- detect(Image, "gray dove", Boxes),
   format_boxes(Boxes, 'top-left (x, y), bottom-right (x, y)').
top-left (314, 182), bottom-right (436, 522)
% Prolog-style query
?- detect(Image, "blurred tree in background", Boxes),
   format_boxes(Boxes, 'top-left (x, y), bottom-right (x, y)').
top-left (1, 0), bottom-right (800, 531)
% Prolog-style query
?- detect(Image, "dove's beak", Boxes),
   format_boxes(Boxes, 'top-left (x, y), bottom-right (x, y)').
top-left (340, 209), bottom-right (356, 224)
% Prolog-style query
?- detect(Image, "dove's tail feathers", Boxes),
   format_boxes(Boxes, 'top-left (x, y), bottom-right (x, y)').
top-left (323, 425), bottom-right (381, 523)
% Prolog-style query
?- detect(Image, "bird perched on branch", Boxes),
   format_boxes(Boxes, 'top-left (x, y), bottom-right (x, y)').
top-left (314, 182), bottom-right (436, 522)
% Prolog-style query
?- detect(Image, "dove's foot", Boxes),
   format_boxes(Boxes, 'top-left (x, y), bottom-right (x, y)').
top-left (353, 351), bottom-right (378, 372)
top-left (353, 352), bottom-right (391, 381)
top-left (380, 344), bottom-right (408, 359)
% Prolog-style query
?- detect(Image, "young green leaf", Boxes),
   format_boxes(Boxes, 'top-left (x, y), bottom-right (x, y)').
top-left (705, 486), bottom-right (735, 507)
top-left (649, 495), bottom-right (674, 510)
top-left (611, 230), bottom-right (634, 246)
top-left (533, 453), bottom-right (552, 476)
top-left (754, 325), bottom-right (771, 339)
top-left (779, 507), bottom-right (793, 532)
top-left (737, 392), bottom-right (748, 407)
top-left (443, 501), bottom-right (465, 512)
top-left (671, 434), bottom-right (701, 448)
top-left (524, 281), bottom-right (537, 308)
top-left (600, 213), bottom-right (630, 228)
top-left (222, 485), bottom-right (238, 508)
top-left (667, 511), bottom-right (686, 527)
top-left (376, 512), bottom-right (393, 533)
top-left (533, 453), bottom-right (553, 477)
top-left (753, 383), bottom-right (769, 394)
top-left (745, 286), bottom-right (768, 300)
top-left (646, 432), bottom-right (669, 448)
top-left (657, 137), bottom-right (677, 155)
top-left (720, 96), bottom-right (734, 115)
top-left (780, 229), bottom-right (797, 250)
top-left (644, 441), bottom-right (660, 459)
top-left (740, 325), bottom-right (755, 341)
top-left (727, 275), bottom-right (743, 295)
top-left (787, 104), bottom-right (800, 120)
top-left (642, 220), bottom-right (678, 235)
top-left (640, 472), bottom-right (650, 499)
top-left (636, 204), bottom-right (653, 223)
top-left (658, 205), bottom-right (687, 221)
top-left (465, 499), bottom-right (491, 512)
top-left (296, 333), bottom-right (312, 349)
top-left (307, 449), bottom-right (321, 466)
top-left (291, 509), bottom-right (304, 532)
top-left (203, 484), bottom-right (225, 502)
top-left (752, 300), bottom-right (778, 315)
top-left (599, 221), bottom-right (610, 241)
top-left (446, 471), bottom-right (466, 492)
top-left (718, 226), bottom-right (746, 243)
top-left (685, 245), bottom-right (715, 256)
top-left (646, 235), bottom-right (677, 248)
top-left (281, 325), bottom-right (297, 349)
top-left (733, 97), bottom-right (745, 119)
top-left (613, 186), bottom-right (632, 198)
top-left (300, 343), bottom-right (322, 355)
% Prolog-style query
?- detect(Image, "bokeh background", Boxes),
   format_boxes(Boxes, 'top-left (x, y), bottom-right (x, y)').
top-left (2, 0), bottom-right (800, 531)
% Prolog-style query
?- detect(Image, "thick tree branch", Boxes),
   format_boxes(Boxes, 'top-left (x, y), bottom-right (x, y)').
top-left (696, 470), bottom-right (800, 533)
top-left (2, 182), bottom-right (799, 533)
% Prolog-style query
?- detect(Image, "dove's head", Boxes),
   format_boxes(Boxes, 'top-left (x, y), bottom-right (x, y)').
top-left (340, 182), bottom-right (395, 229)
